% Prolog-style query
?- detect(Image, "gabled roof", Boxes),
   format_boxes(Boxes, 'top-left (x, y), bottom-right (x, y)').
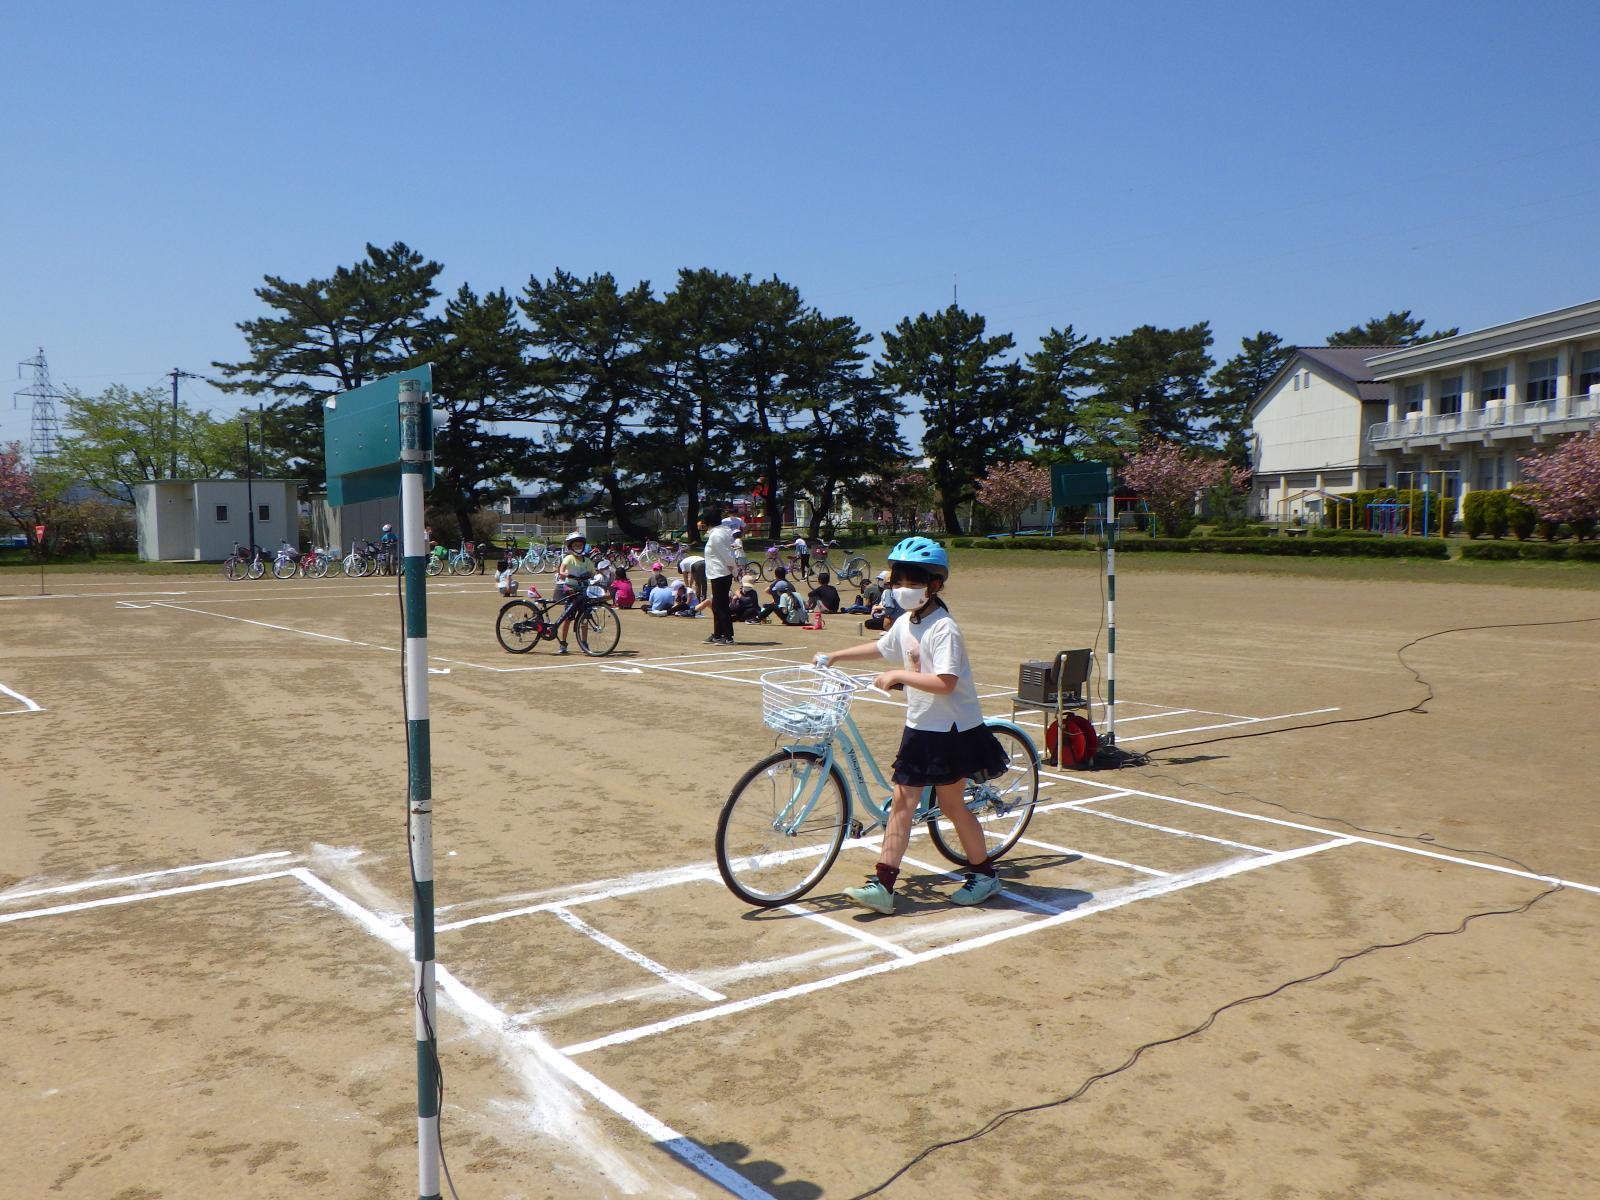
top-left (1250, 346), bottom-right (1400, 418)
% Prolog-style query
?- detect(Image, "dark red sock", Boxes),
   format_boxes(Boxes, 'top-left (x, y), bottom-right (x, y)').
top-left (875, 863), bottom-right (900, 892)
top-left (968, 857), bottom-right (997, 878)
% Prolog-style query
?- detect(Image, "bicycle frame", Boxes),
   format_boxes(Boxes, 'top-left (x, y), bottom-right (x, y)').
top-left (771, 710), bottom-right (1033, 840)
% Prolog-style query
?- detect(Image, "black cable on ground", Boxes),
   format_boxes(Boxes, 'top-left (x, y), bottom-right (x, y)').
top-left (397, 569), bottom-right (463, 1200)
top-left (848, 614), bottom-right (1596, 1197)
top-left (846, 881), bottom-right (1560, 1200)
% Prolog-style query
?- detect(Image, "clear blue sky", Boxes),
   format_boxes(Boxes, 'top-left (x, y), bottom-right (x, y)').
top-left (5, 0), bottom-right (1600, 450)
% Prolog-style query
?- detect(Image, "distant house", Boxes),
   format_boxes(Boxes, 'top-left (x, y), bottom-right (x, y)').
top-left (1246, 347), bottom-right (1399, 521)
top-left (133, 479), bottom-right (300, 561)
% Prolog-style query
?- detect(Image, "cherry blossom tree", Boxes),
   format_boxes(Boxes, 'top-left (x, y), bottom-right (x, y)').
top-left (1519, 425), bottom-right (1600, 539)
top-left (1120, 439), bottom-right (1250, 537)
top-left (0, 442), bottom-right (73, 552)
top-left (976, 460), bottom-right (1051, 532)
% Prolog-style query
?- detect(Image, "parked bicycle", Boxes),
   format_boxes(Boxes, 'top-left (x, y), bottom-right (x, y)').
top-left (748, 544), bottom-right (812, 582)
top-left (495, 579), bottom-right (622, 656)
top-left (222, 542), bottom-right (266, 581)
top-left (297, 545), bottom-right (335, 579)
top-left (714, 665), bottom-right (1039, 907)
top-left (271, 541), bottom-right (301, 580)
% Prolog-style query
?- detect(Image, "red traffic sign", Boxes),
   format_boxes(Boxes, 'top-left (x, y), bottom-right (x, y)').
top-left (33, 524), bottom-right (45, 542)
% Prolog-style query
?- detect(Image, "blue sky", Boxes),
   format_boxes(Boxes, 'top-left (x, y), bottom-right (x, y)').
top-left (5, 0), bottom-right (1600, 451)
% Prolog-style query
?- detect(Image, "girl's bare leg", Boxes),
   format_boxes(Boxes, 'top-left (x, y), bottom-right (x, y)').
top-left (936, 779), bottom-right (989, 866)
top-left (877, 784), bottom-right (919, 868)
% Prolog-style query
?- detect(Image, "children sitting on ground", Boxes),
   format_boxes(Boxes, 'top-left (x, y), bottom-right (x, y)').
top-left (756, 566), bottom-right (808, 625)
top-left (730, 572), bottom-right (762, 622)
top-left (806, 570), bottom-right (841, 614)
top-left (610, 566), bottom-right (636, 608)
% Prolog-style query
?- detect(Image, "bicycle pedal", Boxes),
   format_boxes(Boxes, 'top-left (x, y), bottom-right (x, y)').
top-left (848, 820), bottom-right (866, 840)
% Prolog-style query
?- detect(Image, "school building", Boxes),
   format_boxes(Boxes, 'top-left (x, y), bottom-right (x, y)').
top-left (1249, 299), bottom-right (1600, 523)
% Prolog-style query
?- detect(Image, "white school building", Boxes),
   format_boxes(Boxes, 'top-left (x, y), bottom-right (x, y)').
top-left (1249, 299), bottom-right (1600, 522)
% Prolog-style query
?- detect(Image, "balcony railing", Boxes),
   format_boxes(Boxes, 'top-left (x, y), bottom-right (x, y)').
top-left (1368, 392), bottom-right (1598, 444)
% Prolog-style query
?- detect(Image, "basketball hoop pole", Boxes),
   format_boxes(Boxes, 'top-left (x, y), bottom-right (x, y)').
top-left (398, 378), bottom-right (441, 1200)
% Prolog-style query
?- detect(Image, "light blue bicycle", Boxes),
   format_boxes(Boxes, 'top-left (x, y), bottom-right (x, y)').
top-left (715, 666), bottom-right (1040, 907)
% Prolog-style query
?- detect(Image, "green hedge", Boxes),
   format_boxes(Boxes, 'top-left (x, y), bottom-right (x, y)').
top-left (956, 536), bottom-right (1447, 558)
top-left (1309, 527), bottom-right (1380, 539)
top-left (1460, 542), bottom-right (1521, 561)
top-left (1567, 543), bottom-right (1600, 562)
top-left (1517, 543), bottom-right (1567, 561)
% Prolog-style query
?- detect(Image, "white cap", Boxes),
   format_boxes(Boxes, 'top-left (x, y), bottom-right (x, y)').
top-left (876, 570), bottom-right (890, 581)
top-left (670, 578), bottom-right (685, 590)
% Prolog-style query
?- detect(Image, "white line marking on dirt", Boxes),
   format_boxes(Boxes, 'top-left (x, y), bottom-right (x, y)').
top-left (0, 870), bottom-right (297, 924)
top-left (1113, 708), bottom-right (1341, 743)
top-left (0, 851), bottom-right (296, 903)
top-left (780, 904), bottom-right (917, 959)
top-left (1035, 772), bottom-right (1600, 898)
top-left (288, 869), bottom-right (776, 1200)
top-left (551, 907), bottom-right (726, 1002)
top-left (437, 865), bottom-right (720, 932)
top-left (1012, 836), bottom-right (1172, 877)
top-left (561, 839), bottom-right (1357, 1056)
top-left (1069, 807), bottom-right (1274, 854)
top-left (0, 682), bottom-right (44, 715)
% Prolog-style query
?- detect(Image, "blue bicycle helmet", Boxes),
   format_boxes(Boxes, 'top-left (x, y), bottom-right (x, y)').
top-left (886, 536), bottom-right (950, 579)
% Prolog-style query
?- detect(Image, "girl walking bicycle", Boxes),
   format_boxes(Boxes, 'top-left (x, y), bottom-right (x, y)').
top-left (813, 537), bottom-right (1010, 914)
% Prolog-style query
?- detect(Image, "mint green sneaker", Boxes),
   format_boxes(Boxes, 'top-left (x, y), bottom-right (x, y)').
top-left (842, 878), bottom-right (896, 914)
top-left (950, 871), bottom-right (1001, 906)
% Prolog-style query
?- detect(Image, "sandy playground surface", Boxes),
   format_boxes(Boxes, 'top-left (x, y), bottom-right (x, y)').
top-left (2, 555), bottom-right (1598, 1198)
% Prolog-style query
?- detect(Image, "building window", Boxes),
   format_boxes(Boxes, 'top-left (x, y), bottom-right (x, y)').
top-left (1526, 357), bottom-right (1558, 403)
top-left (258, 504), bottom-right (270, 522)
top-left (215, 505), bottom-right (229, 522)
top-left (1480, 367), bottom-right (1508, 404)
top-left (1438, 376), bottom-right (1463, 415)
top-left (1476, 454), bottom-right (1502, 492)
top-left (1302, 370), bottom-right (1311, 388)
top-left (1580, 349), bottom-right (1600, 393)
top-left (1292, 375), bottom-right (1300, 390)
top-left (1403, 384), bottom-right (1423, 415)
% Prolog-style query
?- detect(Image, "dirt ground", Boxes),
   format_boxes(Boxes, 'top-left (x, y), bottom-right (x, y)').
top-left (2, 555), bottom-right (1598, 1199)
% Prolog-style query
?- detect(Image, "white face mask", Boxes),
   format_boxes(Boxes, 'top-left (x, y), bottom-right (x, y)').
top-left (892, 585), bottom-right (927, 610)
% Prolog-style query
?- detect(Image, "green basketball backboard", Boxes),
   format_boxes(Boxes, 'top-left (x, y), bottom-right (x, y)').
top-left (1051, 461), bottom-right (1111, 508)
top-left (324, 365), bottom-right (434, 507)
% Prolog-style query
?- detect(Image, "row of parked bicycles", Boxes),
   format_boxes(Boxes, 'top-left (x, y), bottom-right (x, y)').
top-left (220, 541), bottom-right (403, 581)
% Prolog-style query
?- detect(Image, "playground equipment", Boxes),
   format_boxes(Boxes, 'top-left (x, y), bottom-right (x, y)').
top-left (1367, 502), bottom-right (1411, 536)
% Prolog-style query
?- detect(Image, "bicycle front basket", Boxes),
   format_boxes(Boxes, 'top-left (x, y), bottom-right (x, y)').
top-left (759, 666), bottom-right (854, 739)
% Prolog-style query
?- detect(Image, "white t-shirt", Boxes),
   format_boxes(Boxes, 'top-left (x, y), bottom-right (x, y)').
top-left (876, 608), bottom-right (985, 732)
top-left (704, 525), bottom-right (738, 580)
top-left (794, 538), bottom-right (808, 552)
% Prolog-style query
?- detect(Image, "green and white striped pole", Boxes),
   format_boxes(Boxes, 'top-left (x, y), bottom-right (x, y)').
top-left (1103, 467), bottom-right (1117, 752)
top-left (397, 379), bottom-right (441, 1200)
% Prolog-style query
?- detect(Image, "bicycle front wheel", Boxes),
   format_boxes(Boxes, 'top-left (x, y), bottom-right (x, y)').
top-left (495, 599), bottom-right (547, 654)
top-left (426, 556), bottom-right (444, 576)
top-left (306, 555), bottom-right (329, 579)
top-left (716, 749), bottom-right (850, 907)
top-left (928, 724), bottom-right (1040, 866)
top-left (246, 558), bottom-right (265, 580)
top-left (574, 604), bottom-right (621, 656)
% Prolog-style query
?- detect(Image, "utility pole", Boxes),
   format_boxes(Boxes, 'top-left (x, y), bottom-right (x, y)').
top-left (167, 369), bottom-right (204, 479)
top-left (243, 414), bottom-right (256, 552)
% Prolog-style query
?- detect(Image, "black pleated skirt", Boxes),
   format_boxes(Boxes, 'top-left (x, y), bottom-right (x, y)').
top-left (891, 723), bottom-right (1011, 787)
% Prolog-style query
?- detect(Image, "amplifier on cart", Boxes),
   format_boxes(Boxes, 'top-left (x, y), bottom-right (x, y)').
top-left (1017, 649), bottom-right (1091, 704)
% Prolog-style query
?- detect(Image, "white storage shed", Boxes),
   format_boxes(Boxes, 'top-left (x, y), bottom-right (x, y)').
top-left (133, 479), bottom-right (302, 561)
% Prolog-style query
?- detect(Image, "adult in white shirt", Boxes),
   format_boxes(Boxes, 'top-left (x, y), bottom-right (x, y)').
top-left (704, 516), bottom-right (743, 645)
top-left (793, 535), bottom-right (810, 577)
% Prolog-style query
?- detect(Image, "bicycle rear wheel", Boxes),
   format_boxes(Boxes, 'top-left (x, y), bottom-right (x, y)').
top-left (716, 749), bottom-right (849, 907)
top-left (928, 724), bottom-right (1040, 866)
top-left (246, 558), bottom-right (265, 580)
top-left (574, 604), bottom-right (620, 656)
top-left (841, 556), bottom-right (870, 585)
top-left (223, 556), bottom-right (246, 581)
top-left (426, 555), bottom-right (444, 576)
top-left (495, 599), bottom-right (547, 654)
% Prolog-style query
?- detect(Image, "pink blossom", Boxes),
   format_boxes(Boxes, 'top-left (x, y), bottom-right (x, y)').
top-left (1120, 439), bottom-right (1249, 536)
top-left (976, 460), bottom-right (1051, 531)
top-left (1518, 424), bottom-right (1600, 535)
